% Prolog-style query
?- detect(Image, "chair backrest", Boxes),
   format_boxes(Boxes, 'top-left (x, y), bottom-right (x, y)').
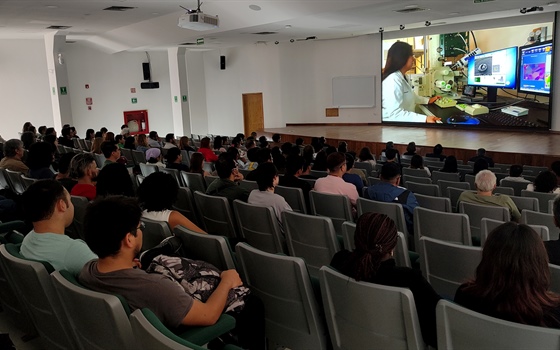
top-left (406, 181), bottom-right (441, 197)
top-left (235, 243), bottom-right (328, 349)
top-left (275, 185), bottom-right (307, 214)
top-left (464, 173), bottom-right (476, 189)
top-left (500, 179), bottom-right (530, 196)
top-left (309, 190), bottom-right (353, 235)
top-left (93, 153), bottom-right (106, 168)
top-left (300, 177), bottom-right (316, 189)
top-left (181, 172), bottom-right (207, 194)
top-left (310, 170), bottom-right (328, 178)
top-left (522, 209), bottom-right (559, 240)
top-left (402, 175), bottom-right (432, 185)
top-left (283, 211), bottom-right (340, 277)
top-left (494, 186), bottom-right (514, 196)
top-left (0, 168), bottom-right (10, 189)
top-left (550, 264), bottom-right (560, 294)
top-left (319, 266), bottom-right (425, 350)
top-left (418, 237), bottom-right (481, 300)
top-left (160, 168), bottom-right (182, 186)
top-left (66, 195), bottom-right (89, 240)
top-left (5, 169), bottom-right (26, 195)
top-left (431, 171), bottom-right (460, 184)
top-left (172, 187), bottom-right (199, 226)
top-left (446, 187), bottom-right (470, 212)
top-left (120, 148), bottom-right (134, 165)
top-left (132, 150), bottom-right (147, 164)
top-left (368, 176), bottom-right (384, 186)
top-left (480, 218), bottom-right (550, 246)
top-left (402, 167), bottom-right (430, 178)
top-left (173, 226), bottom-right (236, 270)
top-left (204, 175), bottom-right (220, 188)
top-left (51, 270), bottom-right (135, 350)
top-left (139, 163), bottom-right (159, 177)
top-left (357, 197), bottom-right (408, 235)
top-left (139, 218), bottom-right (173, 253)
top-left (510, 195), bottom-right (539, 212)
top-left (353, 161), bottom-right (373, 175)
top-left (438, 180), bottom-right (470, 199)
top-left (550, 199), bottom-right (555, 214)
top-left (0, 244), bottom-right (77, 349)
top-left (524, 165), bottom-right (548, 174)
top-left (180, 150), bottom-right (191, 167)
top-left (436, 299), bottom-right (560, 350)
top-left (239, 180), bottom-right (258, 192)
top-left (415, 193), bottom-right (452, 213)
top-left (414, 206), bottom-right (471, 249)
top-left (521, 190), bottom-right (558, 213)
top-left (193, 191), bottom-right (237, 239)
top-left (233, 200), bottom-right (284, 254)
top-left (78, 138), bottom-right (87, 150)
top-left (459, 202), bottom-right (509, 240)
top-left (20, 175), bottom-right (37, 190)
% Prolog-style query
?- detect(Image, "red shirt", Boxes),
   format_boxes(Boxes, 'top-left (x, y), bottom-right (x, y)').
top-left (71, 184), bottom-right (97, 201)
top-left (198, 147), bottom-right (218, 162)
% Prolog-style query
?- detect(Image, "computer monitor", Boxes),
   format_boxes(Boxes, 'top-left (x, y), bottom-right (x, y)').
top-left (467, 46), bottom-right (518, 103)
top-left (518, 40), bottom-right (553, 96)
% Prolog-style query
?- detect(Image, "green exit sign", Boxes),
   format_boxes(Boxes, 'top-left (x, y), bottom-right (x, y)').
top-left (197, 38), bottom-right (204, 45)
top-left (131, 98), bottom-right (137, 104)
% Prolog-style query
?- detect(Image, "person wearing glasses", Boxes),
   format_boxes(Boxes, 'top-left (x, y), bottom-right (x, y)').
top-left (20, 180), bottom-right (97, 276)
top-left (382, 41), bottom-right (441, 123)
top-left (314, 152), bottom-right (359, 212)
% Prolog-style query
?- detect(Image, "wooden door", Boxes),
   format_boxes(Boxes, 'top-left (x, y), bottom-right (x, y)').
top-left (242, 93), bottom-right (264, 137)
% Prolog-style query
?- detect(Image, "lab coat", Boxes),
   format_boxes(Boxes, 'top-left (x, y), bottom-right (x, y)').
top-left (382, 70), bottom-right (430, 122)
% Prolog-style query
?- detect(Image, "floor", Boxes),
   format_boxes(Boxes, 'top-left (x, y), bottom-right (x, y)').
top-left (0, 311), bottom-right (42, 350)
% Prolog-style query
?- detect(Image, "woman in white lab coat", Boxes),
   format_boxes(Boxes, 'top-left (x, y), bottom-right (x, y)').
top-left (382, 41), bottom-right (441, 123)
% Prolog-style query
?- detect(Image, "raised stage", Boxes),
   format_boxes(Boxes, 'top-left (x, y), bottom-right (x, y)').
top-left (262, 124), bottom-right (560, 167)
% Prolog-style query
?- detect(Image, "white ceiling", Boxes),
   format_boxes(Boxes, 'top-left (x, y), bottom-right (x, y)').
top-left (0, 0), bottom-right (556, 52)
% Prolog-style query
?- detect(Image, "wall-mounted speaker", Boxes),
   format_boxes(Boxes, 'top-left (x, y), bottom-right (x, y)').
top-left (142, 62), bottom-right (151, 81)
top-left (220, 55), bottom-right (226, 70)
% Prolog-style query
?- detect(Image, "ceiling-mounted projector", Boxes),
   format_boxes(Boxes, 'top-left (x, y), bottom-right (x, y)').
top-left (178, 13), bottom-right (218, 31)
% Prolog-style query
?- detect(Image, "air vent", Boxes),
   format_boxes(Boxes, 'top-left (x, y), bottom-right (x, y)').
top-left (46, 25), bottom-right (72, 29)
top-left (252, 31), bottom-right (278, 35)
top-left (394, 7), bottom-right (428, 13)
top-left (179, 42), bottom-right (198, 45)
top-left (103, 6), bottom-right (136, 11)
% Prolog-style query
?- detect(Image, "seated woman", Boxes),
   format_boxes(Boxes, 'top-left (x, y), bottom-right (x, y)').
top-left (95, 163), bottom-right (135, 198)
top-left (357, 147), bottom-right (376, 166)
top-left (198, 137), bottom-right (218, 162)
top-left (145, 148), bottom-right (165, 169)
top-left (27, 142), bottom-right (55, 180)
top-left (123, 136), bottom-right (136, 150)
top-left (439, 155), bottom-right (459, 173)
top-left (410, 154), bottom-right (431, 176)
top-left (248, 162), bottom-right (292, 226)
top-left (330, 213), bottom-right (441, 347)
top-left (526, 170), bottom-right (560, 194)
top-left (189, 152), bottom-right (210, 177)
top-left (136, 134), bottom-right (150, 153)
top-left (455, 222), bottom-right (560, 327)
top-left (138, 172), bottom-right (205, 232)
top-left (165, 147), bottom-right (189, 172)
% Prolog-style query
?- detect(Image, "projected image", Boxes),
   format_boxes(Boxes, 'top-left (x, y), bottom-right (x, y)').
top-left (523, 63), bottom-right (546, 81)
top-left (474, 57), bottom-right (493, 76)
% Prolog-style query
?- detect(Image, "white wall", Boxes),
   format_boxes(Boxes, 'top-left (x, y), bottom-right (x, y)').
top-left (65, 44), bottom-right (174, 137)
top-left (0, 39), bottom-right (54, 139)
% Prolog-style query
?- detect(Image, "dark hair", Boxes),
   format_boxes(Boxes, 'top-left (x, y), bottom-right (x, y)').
top-left (256, 148), bottom-right (272, 165)
top-left (94, 131), bottom-right (102, 138)
top-left (115, 135), bottom-right (123, 143)
top-left (246, 147), bottom-right (259, 163)
top-left (20, 131), bottom-right (36, 149)
top-left (104, 132), bottom-right (115, 143)
top-left (553, 196), bottom-right (560, 226)
top-left (22, 122), bottom-right (33, 133)
top-left (22, 180), bottom-right (68, 222)
top-left (358, 147), bottom-right (374, 162)
top-left (86, 129), bottom-right (95, 139)
top-left (100, 127), bottom-right (108, 133)
top-left (325, 146), bottom-right (337, 155)
top-left (295, 138), bottom-right (304, 146)
top-left (432, 144), bottom-right (443, 156)
top-left (226, 147), bottom-right (239, 161)
top-left (472, 158), bottom-right (489, 175)
top-left (410, 154), bottom-right (425, 169)
top-left (385, 148), bottom-right (398, 161)
top-left (43, 134), bottom-right (57, 145)
top-left (551, 161), bottom-right (560, 177)
top-left (165, 133), bottom-right (175, 142)
top-left (213, 136), bottom-right (223, 150)
top-left (406, 142), bottom-right (416, 154)
top-left (255, 163), bottom-right (278, 191)
top-left (272, 134), bottom-right (281, 142)
top-left (3, 139), bottom-right (23, 158)
top-left (101, 141), bottom-right (117, 158)
top-left (312, 151), bottom-right (328, 171)
top-left (61, 127), bottom-right (71, 138)
top-left (245, 140), bottom-right (255, 149)
top-left (236, 133), bottom-right (245, 140)
top-left (124, 136), bottom-right (136, 150)
top-left (231, 137), bottom-right (241, 147)
top-left (326, 152), bottom-right (346, 172)
top-left (381, 162), bottom-right (400, 181)
top-left (149, 131), bottom-right (158, 140)
top-left (381, 41), bottom-right (413, 81)
top-left (96, 163), bottom-right (135, 198)
top-left (39, 126), bottom-right (47, 134)
top-left (440, 155), bottom-right (458, 173)
top-left (70, 153), bottom-right (96, 179)
top-left (347, 213), bottom-right (398, 281)
top-left (165, 147), bottom-right (182, 163)
top-left (58, 152), bottom-right (76, 175)
top-left (510, 165), bottom-right (524, 177)
top-left (138, 172), bottom-right (178, 212)
top-left (84, 196), bottom-right (142, 258)
top-left (27, 142), bottom-right (54, 170)
top-left (462, 222), bottom-right (560, 326)
top-left (200, 137), bottom-right (211, 149)
top-left (302, 145), bottom-right (314, 165)
top-left (189, 153), bottom-right (205, 175)
top-left (338, 142), bottom-right (348, 153)
top-left (533, 171), bottom-right (558, 193)
top-left (280, 142), bottom-right (293, 155)
top-left (215, 153), bottom-right (236, 179)
top-left (285, 155), bottom-right (305, 176)
top-left (271, 147), bottom-right (285, 173)
top-left (46, 127), bottom-right (56, 136)
top-left (179, 136), bottom-right (190, 150)
top-left (477, 148), bottom-right (486, 156)
top-left (345, 153), bottom-right (355, 170)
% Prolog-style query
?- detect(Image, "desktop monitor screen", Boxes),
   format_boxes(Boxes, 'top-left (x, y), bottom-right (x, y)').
top-left (467, 46), bottom-right (518, 89)
top-left (518, 40), bottom-right (553, 95)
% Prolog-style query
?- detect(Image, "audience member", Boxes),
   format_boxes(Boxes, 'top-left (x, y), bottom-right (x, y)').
top-left (123, 136), bottom-right (136, 150)
top-left (165, 147), bottom-right (189, 172)
top-left (471, 158), bottom-right (488, 176)
top-left (101, 141), bottom-right (121, 167)
top-left (367, 162), bottom-right (418, 234)
top-left (312, 150), bottom-right (328, 171)
top-left (382, 141), bottom-right (400, 162)
top-left (245, 148), bottom-right (259, 171)
top-left (500, 165), bottom-right (530, 185)
top-left (115, 135), bottom-right (124, 149)
top-left (91, 137), bottom-right (103, 154)
top-left (27, 142), bottom-right (55, 179)
top-left (20, 180), bottom-right (97, 275)
top-left (148, 131), bottom-right (162, 148)
top-left (338, 141), bottom-right (348, 153)
top-left (189, 152), bottom-right (210, 177)
top-left (248, 162), bottom-right (292, 225)
top-left (270, 134), bottom-right (282, 149)
top-left (198, 137), bottom-right (218, 162)
top-left (0, 139), bottom-right (29, 173)
top-left (343, 153), bottom-right (365, 194)
top-left (455, 222), bottom-right (560, 328)
top-left (357, 147), bottom-right (376, 166)
top-left (55, 152), bottom-right (78, 192)
top-left (330, 213), bottom-right (440, 347)
top-left (245, 148), bottom-right (273, 181)
top-left (104, 132), bottom-right (115, 143)
top-left (314, 152), bottom-right (359, 210)
top-left (469, 148), bottom-right (494, 167)
top-left (457, 170), bottom-right (520, 222)
top-left (58, 127), bottom-right (75, 148)
top-left (403, 142), bottom-right (417, 156)
top-left (179, 136), bottom-right (196, 152)
top-left (163, 133), bottom-right (177, 149)
top-left (302, 145), bottom-right (314, 166)
top-left (213, 136), bottom-right (226, 153)
top-left (526, 170), bottom-right (560, 194)
top-left (145, 148), bottom-right (165, 168)
top-left (136, 134), bottom-right (150, 153)
top-left (38, 126), bottom-right (48, 140)
top-left (70, 153), bottom-right (98, 201)
top-left (279, 155), bottom-right (312, 210)
top-left (410, 154), bottom-right (430, 176)
top-left (21, 122), bottom-right (33, 134)
top-left (271, 147), bottom-right (285, 174)
top-left (85, 129), bottom-right (95, 141)
top-left (206, 153), bottom-right (249, 205)
top-left (439, 155), bottom-right (458, 173)
top-left (425, 143), bottom-right (446, 161)
top-left (95, 163), bottom-right (135, 198)
top-left (138, 172), bottom-right (204, 231)
top-left (20, 131), bottom-right (36, 150)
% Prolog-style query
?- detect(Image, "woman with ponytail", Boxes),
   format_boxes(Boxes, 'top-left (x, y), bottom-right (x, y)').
top-left (330, 212), bottom-right (441, 347)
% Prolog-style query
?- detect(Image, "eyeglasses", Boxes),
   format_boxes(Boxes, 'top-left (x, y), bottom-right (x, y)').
top-left (135, 222), bottom-right (145, 232)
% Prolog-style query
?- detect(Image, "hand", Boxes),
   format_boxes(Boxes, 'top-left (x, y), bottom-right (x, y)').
top-left (428, 96), bottom-right (442, 104)
top-left (132, 258), bottom-right (141, 269)
top-left (426, 116), bottom-right (441, 123)
top-left (220, 269), bottom-right (243, 289)
top-left (233, 168), bottom-right (244, 181)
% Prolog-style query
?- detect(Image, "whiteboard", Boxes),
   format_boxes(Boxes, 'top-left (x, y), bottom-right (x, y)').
top-left (332, 75), bottom-right (375, 108)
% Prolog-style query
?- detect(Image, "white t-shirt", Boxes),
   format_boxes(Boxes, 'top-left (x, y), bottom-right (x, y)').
top-left (142, 209), bottom-right (173, 222)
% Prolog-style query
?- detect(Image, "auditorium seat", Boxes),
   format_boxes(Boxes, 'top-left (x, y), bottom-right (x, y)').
top-left (415, 194), bottom-right (452, 213)
top-left (309, 190), bottom-right (353, 235)
top-left (139, 163), bottom-right (159, 177)
top-left (172, 187), bottom-right (199, 226)
top-left (357, 198), bottom-right (408, 236)
top-left (139, 218), bottom-right (173, 253)
top-left (521, 190), bottom-right (558, 213)
top-left (522, 209), bottom-right (558, 240)
top-left (510, 195), bottom-right (539, 212)
top-left (480, 218), bottom-right (549, 246)
top-left (233, 200), bottom-right (285, 254)
top-left (459, 202), bottom-right (509, 242)
top-left (275, 185), bottom-right (307, 214)
top-left (181, 172), bottom-right (207, 194)
top-left (406, 181), bottom-right (441, 197)
top-left (193, 191), bottom-right (238, 239)
top-left (414, 207), bottom-right (471, 249)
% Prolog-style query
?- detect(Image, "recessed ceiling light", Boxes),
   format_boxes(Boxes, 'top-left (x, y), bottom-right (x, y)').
top-left (449, 12), bottom-right (459, 15)
top-left (285, 25), bottom-right (292, 29)
top-left (46, 5), bottom-right (58, 9)
top-left (405, 4), bottom-right (418, 8)
top-left (249, 4), bottom-right (261, 11)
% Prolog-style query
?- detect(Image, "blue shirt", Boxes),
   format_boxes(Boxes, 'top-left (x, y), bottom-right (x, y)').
top-left (366, 182), bottom-right (419, 234)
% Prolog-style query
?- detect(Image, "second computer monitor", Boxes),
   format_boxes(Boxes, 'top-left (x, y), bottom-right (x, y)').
top-left (518, 40), bottom-right (553, 96)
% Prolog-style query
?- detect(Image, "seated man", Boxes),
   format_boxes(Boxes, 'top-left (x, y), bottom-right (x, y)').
top-left (458, 170), bottom-right (521, 222)
top-left (20, 180), bottom-right (97, 275)
top-left (279, 155), bottom-right (312, 210)
top-left (101, 141), bottom-right (121, 167)
top-left (469, 148), bottom-right (494, 168)
top-left (79, 196), bottom-right (263, 349)
top-left (314, 152), bottom-right (359, 209)
top-left (342, 153), bottom-right (365, 194)
top-left (367, 162), bottom-right (418, 234)
top-left (70, 153), bottom-right (98, 201)
top-left (499, 164), bottom-right (531, 185)
top-left (545, 196), bottom-right (560, 265)
top-left (206, 153), bottom-right (249, 205)
top-left (0, 139), bottom-right (29, 173)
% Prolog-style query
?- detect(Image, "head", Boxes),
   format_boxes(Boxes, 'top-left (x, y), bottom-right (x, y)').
top-left (477, 148), bottom-right (486, 157)
top-left (509, 164), bottom-right (524, 177)
top-left (256, 148), bottom-right (272, 165)
top-left (61, 127), bottom-right (71, 139)
top-left (351, 213), bottom-right (398, 281)
top-left (345, 153), bottom-right (355, 171)
top-left (213, 136), bottom-right (223, 149)
top-left (255, 162), bottom-right (279, 191)
top-left (165, 147), bottom-right (182, 163)
top-left (338, 141), bottom-right (348, 153)
top-left (101, 141), bottom-right (120, 160)
top-left (245, 139), bottom-right (255, 149)
top-left (145, 148), bottom-right (161, 163)
top-left (44, 134), bottom-right (58, 147)
top-left (251, 131), bottom-right (257, 138)
top-left (95, 131), bottom-right (102, 138)
top-left (84, 196), bottom-right (143, 258)
top-left (190, 152), bottom-right (205, 173)
top-left (433, 144), bottom-right (443, 155)
top-left (200, 137), bottom-right (211, 149)
top-left (39, 126), bottom-right (47, 135)
top-left (95, 163), bottom-right (135, 198)
top-left (358, 147), bottom-right (374, 161)
top-left (3, 139), bottom-right (24, 159)
top-left (215, 153), bottom-right (237, 179)
top-left (406, 142), bottom-right (416, 154)
top-left (115, 134), bottom-right (123, 145)
top-left (285, 155), bottom-right (306, 177)
top-left (22, 122), bottom-right (33, 133)
top-left (104, 132), bottom-right (115, 143)
top-left (179, 136), bottom-right (190, 150)
top-left (326, 152), bottom-right (347, 175)
top-left (385, 148), bottom-right (398, 162)
top-left (472, 158), bottom-right (489, 175)
top-left (313, 151), bottom-right (328, 171)
top-left (295, 138), bottom-right (304, 146)
top-left (124, 136), bottom-right (136, 149)
top-left (533, 171), bottom-right (558, 193)
top-left (280, 142), bottom-right (294, 156)
top-left (58, 152), bottom-right (76, 176)
top-left (380, 162), bottom-right (401, 185)
top-left (272, 134), bottom-right (281, 143)
top-left (474, 170), bottom-right (496, 193)
top-left (92, 137), bottom-right (104, 154)
top-left (137, 172), bottom-right (178, 213)
top-left (100, 127), bottom-right (108, 136)
top-left (20, 131), bottom-right (36, 149)
top-left (86, 128), bottom-right (95, 139)
top-left (410, 154), bottom-right (424, 169)
top-left (46, 127), bottom-right (56, 136)
top-left (27, 142), bottom-right (54, 170)
top-left (22, 180), bottom-right (73, 228)
top-left (70, 153), bottom-right (98, 180)
top-left (165, 133), bottom-right (175, 144)
top-left (120, 128), bottom-right (130, 137)
top-left (148, 131), bottom-right (159, 141)
top-left (136, 134), bottom-right (148, 147)
top-left (382, 42), bottom-right (414, 80)
top-left (236, 133), bottom-right (245, 141)
top-left (442, 155), bottom-right (458, 172)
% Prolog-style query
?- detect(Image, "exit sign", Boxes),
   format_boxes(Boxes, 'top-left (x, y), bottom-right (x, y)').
top-left (197, 38), bottom-right (204, 45)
